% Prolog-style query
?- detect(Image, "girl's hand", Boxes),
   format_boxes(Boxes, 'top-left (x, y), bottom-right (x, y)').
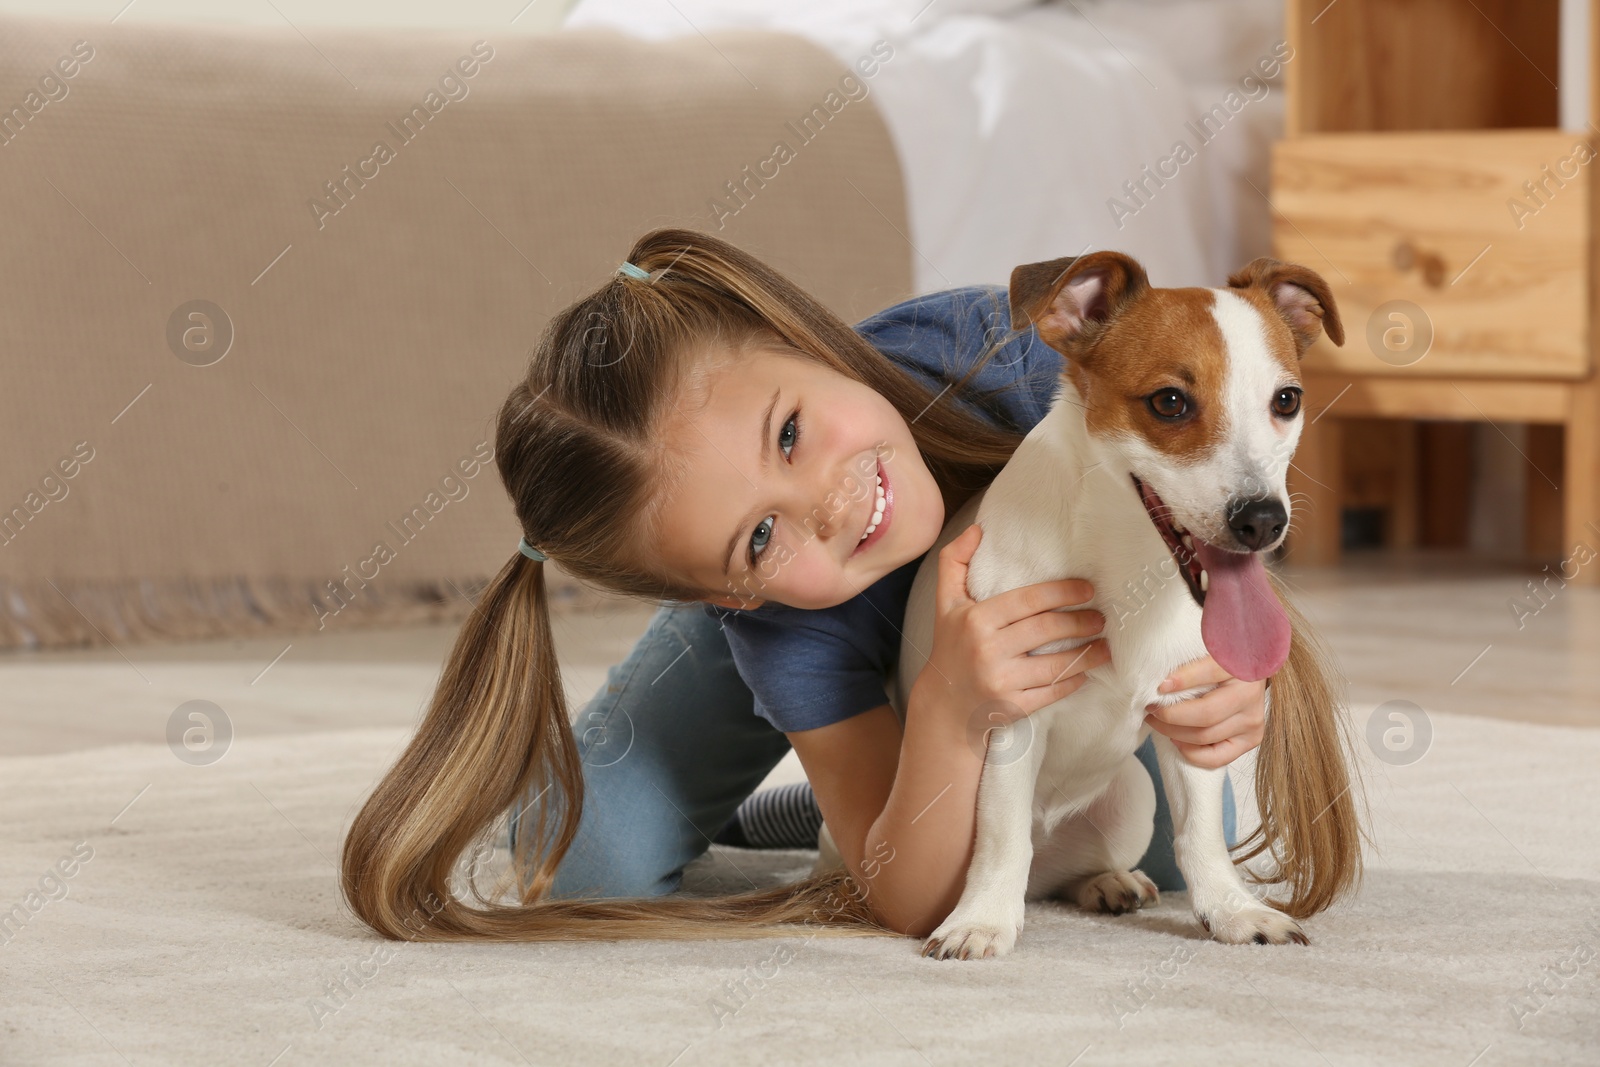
top-left (1143, 655), bottom-right (1267, 770)
top-left (910, 523), bottom-right (1111, 735)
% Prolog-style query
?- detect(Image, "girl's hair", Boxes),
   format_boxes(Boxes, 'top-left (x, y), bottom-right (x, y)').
top-left (340, 227), bottom-right (1033, 942)
top-left (1233, 573), bottom-right (1370, 920)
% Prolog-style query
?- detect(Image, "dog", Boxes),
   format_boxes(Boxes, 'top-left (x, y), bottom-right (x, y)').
top-left (879, 252), bottom-right (1366, 959)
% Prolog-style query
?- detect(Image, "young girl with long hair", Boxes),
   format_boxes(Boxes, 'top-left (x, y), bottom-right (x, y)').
top-left (339, 227), bottom-right (1275, 944)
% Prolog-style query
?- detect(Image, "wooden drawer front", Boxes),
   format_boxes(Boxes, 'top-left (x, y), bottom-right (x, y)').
top-left (1271, 130), bottom-right (1590, 379)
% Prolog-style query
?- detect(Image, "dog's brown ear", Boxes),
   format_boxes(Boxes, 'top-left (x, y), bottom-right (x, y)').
top-left (1008, 256), bottom-right (1080, 328)
top-left (1228, 258), bottom-right (1345, 354)
top-left (1008, 250), bottom-right (1149, 353)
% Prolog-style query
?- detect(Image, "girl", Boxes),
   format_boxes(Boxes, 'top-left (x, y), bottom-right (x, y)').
top-left (339, 227), bottom-right (1270, 943)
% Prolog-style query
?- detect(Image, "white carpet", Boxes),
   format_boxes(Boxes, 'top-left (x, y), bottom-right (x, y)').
top-left (2, 705), bottom-right (1596, 1066)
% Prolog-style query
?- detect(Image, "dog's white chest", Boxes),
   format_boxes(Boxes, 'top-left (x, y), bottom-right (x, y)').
top-left (891, 404), bottom-right (1211, 821)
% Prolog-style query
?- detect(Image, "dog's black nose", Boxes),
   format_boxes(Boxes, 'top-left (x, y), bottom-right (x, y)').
top-left (1227, 498), bottom-right (1287, 551)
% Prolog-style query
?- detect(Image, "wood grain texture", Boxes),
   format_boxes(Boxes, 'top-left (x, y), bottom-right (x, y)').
top-left (1297, 373), bottom-right (1572, 422)
top-left (1284, 387), bottom-right (1343, 564)
top-left (1278, 0), bottom-right (1597, 579)
top-left (1526, 423), bottom-right (1565, 556)
top-left (1285, 0), bottom-right (1558, 135)
top-left (1566, 377), bottom-right (1600, 582)
top-left (1341, 419), bottom-right (1416, 548)
top-left (1273, 130), bottom-right (1591, 379)
top-left (1420, 422), bottom-right (1475, 549)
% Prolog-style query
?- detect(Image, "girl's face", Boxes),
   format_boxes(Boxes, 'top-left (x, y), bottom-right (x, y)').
top-left (653, 346), bottom-right (946, 611)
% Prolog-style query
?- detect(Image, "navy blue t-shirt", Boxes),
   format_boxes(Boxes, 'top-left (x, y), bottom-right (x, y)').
top-left (700, 285), bottom-right (1066, 733)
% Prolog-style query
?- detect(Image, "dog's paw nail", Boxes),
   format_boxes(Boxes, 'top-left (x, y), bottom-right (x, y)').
top-left (1288, 930), bottom-right (1310, 946)
top-left (1078, 870), bottom-right (1158, 916)
top-left (1201, 904), bottom-right (1305, 945)
top-left (923, 920), bottom-right (1018, 961)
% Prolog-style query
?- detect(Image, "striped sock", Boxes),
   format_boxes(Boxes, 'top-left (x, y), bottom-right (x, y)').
top-left (712, 782), bottom-right (823, 850)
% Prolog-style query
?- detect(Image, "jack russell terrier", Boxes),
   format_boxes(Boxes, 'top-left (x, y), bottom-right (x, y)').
top-left (831, 252), bottom-right (1367, 959)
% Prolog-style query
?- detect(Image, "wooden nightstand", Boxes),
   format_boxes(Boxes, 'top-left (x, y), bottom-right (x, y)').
top-left (1272, 0), bottom-right (1600, 585)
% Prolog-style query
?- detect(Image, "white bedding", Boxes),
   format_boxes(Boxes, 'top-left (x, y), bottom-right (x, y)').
top-left (566, 0), bottom-right (1285, 294)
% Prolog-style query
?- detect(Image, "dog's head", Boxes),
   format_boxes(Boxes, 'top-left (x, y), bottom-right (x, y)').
top-left (1008, 251), bottom-right (1343, 680)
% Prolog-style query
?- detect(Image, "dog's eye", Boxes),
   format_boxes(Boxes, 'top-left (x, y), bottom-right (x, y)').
top-left (1146, 388), bottom-right (1189, 419)
top-left (1272, 387), bottom-right (1303, 418)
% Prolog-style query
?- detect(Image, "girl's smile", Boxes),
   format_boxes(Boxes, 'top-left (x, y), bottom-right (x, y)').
top-left (847, 456), bottom-right (893, 558)
top-left (653, 345), bottom-right (944, 611)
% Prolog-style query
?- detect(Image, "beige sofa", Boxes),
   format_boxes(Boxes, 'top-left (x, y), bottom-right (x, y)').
top-left (0, 14), bottom-right (912, 649)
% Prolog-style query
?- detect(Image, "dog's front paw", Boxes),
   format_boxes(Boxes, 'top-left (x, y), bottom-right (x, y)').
top-left (921, 912), bottom-right (1022, 961)
top-left (1197, 903), bottom-right (1308, 946)
top-left (1074, 869), bottom-right (1159, 915)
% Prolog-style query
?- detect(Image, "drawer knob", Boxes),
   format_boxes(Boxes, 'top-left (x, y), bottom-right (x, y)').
top-left (1392, 239), bottom-right (1447, 288)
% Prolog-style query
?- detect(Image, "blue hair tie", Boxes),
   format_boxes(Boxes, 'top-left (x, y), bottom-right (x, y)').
top-left (518, 536), bottom-right (548, 562)
top-left (616, 261), bottom-right (652, 281)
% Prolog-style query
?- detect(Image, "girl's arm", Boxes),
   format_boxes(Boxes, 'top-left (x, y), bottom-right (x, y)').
top-left (784, 531), bottom-right (1260, 940)
top-left (788, 660), bottom-right (1269, 937)
top-left (788, 522), bottom-right (1269, 936)
top-left (786, 699), bottom-right (985, 938)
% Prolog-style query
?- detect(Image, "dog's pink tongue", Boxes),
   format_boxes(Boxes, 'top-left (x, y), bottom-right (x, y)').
top-left (1192, 538), bottom-right (1291, 682)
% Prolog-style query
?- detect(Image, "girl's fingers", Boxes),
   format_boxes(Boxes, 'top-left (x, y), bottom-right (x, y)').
top-left (1171, 733), bottom-right (1251, 770)
top-left (1156, 653), bottom-right (1236, 694)
top-left (1145, 708), bottom-right (1259, 748)
top-left (1024, 639), bottom-right (1113, 687)
top-left (985, 579), bottom-right (1100, 630)
top-left (1019, 671), bottom-right (1089, 714)
top-left (1004, 640), bottom-right (1109, 719)
top-left (1003, 607), bottom-right (1105, 660)
top-left (1146, 678), bottom-right (1264, 730)
top-left (935, 524), bottom-right (982, 613)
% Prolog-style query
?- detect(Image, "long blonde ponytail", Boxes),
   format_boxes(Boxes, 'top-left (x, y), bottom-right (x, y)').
top-left (341, 227), bottom-right (1034, 942)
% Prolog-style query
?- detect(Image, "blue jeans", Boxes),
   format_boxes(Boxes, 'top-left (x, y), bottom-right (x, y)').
top-left (509, 600), bottom-right (1237, 898)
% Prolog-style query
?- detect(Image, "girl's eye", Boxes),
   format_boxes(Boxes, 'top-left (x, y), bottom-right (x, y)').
top-left (747, 408), bottom-right (802, 568)
top-left (1146, 388), bottom-right (1189, 420)
top-left (774, 412), bottom-right (800, 457)
top-left (748, 518), bottom-right (774, 566)
top-left (1272, 386), bottom-right (1303, 418)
